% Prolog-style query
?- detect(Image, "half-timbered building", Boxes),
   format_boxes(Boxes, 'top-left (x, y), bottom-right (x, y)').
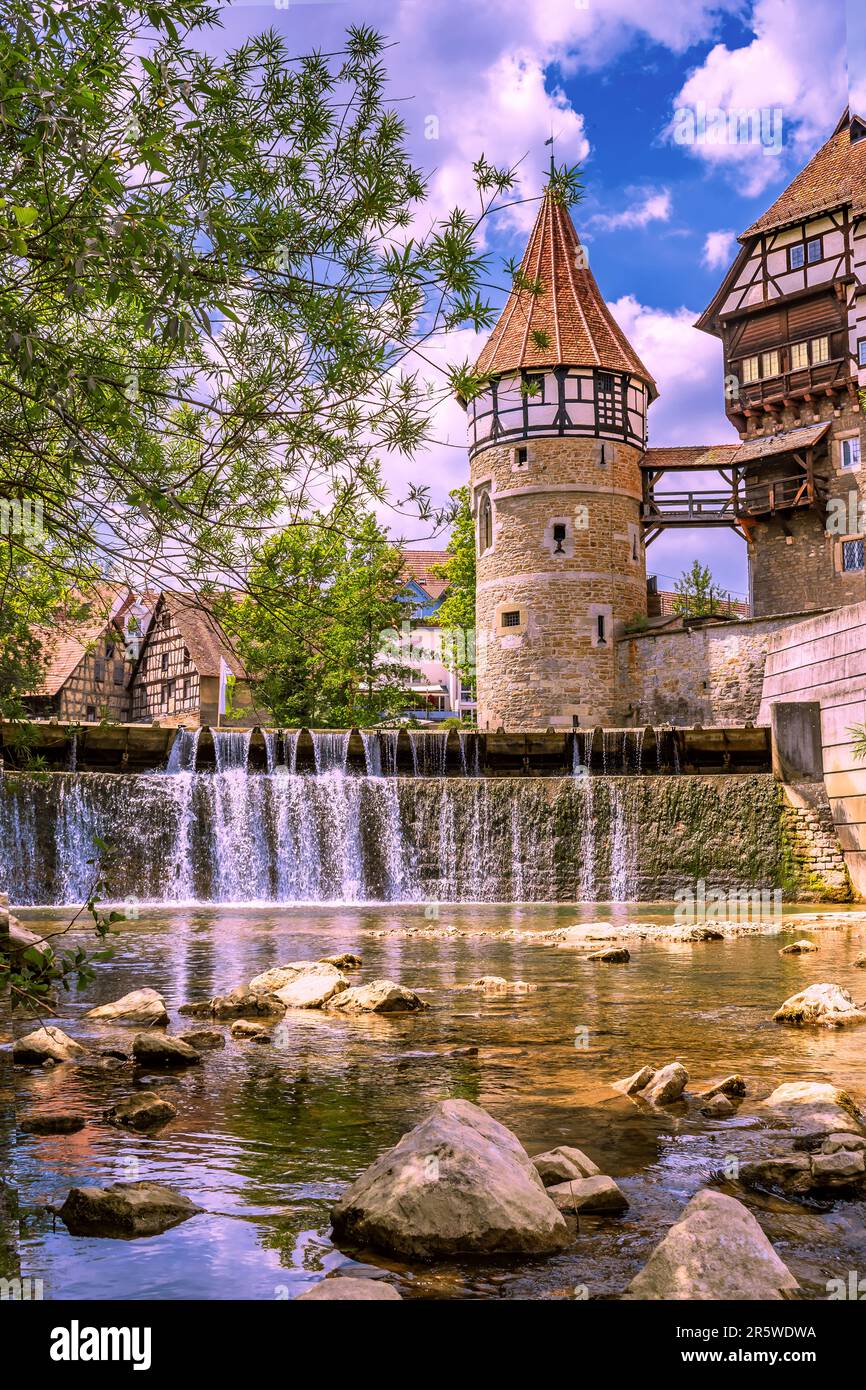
top-left (696, 110), bottom-right (866, 617)
top-left (22, 587), bottom-right (153, 722)
top-left (127, 593), bottom-right (266, 728)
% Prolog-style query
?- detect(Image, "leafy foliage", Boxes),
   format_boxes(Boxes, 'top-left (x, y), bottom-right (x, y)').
top-left (672, 561), bottom-right (734, 619)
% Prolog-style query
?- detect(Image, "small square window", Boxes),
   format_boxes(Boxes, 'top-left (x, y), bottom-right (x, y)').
top-left (501, 610), bottom-right (521, 628)
top-left (842, 437), bottom-right (861, 470)
top-left (807, 238), bottom-right (822, 263)
top-left (843, 539), bottom-right (864, 572)
top-left (788, 243), bottom-right (805, 270)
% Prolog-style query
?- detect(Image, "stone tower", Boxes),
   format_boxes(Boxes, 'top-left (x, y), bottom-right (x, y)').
top-left (465, 188), bottom-right (657, 730)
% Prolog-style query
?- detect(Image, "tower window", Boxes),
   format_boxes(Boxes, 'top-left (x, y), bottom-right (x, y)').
top-left (841, 437), bottom-right (861, 470)
top-left (843, 539), bottom-right (864, 572)
top-left (514, 445), bottom-right (529, 467)
top-left (478, 491), bottom-right (493, 555)
top-left (552, 523), bottom-right (567, 554)
top-left (596, 614), bottom-right (607, 644)
top-left (524, 373), bottom-right (544, 399)
top-left (501, 610), bottom-right (521, 628)
top-left (597, 371), bottom-right (614, 394)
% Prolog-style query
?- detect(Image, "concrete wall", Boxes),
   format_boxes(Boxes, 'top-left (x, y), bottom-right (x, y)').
top-left (758, 600), bottom-right (866, 893)
top-left (616, 610), bottom-right (821, 726)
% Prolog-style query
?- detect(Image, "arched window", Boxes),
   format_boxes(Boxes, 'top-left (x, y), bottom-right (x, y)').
top-left (478, 491), bottom-right (493, 555)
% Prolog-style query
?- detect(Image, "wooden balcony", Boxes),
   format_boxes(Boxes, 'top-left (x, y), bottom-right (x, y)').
top-left (737, 472), bottom-right (821, 518)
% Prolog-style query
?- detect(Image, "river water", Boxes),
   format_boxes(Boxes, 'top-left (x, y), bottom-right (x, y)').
top-left (11, 903), bottom-right (866, 1301)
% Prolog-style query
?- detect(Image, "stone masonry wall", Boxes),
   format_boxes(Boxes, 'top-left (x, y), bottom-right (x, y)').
top-left (615, 610), bottom-right (823, 726)
top-left (780, 783), bottom-right (852, 902)
top-left (473, 434), bottom-right (646, 729)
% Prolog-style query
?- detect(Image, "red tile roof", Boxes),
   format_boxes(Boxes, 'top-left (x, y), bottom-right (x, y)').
top-left (400, 549), bottom-right (449, 600)
top-left (741, 114), bottom-right (852, 238)
top-left (642, 445), bottom-right (740, 470)
top-left (475, 191), bottom-right (657, 396)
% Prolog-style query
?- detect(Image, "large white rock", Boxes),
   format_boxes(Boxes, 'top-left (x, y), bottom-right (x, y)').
top-left (762, 1081), bottom-right (863, 1139)
top-left (13, 1026), bottom-right (85, 1065)
top-left (547, 1175), bottom-right (628, 1214)
top-left (326, 979), bottom-right (426, 1015)
top-left (85, 988), bottom-right (168, 1026)
top-left (612, 1066), bottom-right (655, 1096)
top-left (624, 1190), bottom-right (799, 1300)
top-left (774, 983), bottom-right (866, 1027)
top-left (331, 1099), bottom-right (570, 1257)
top-left (248, 961), bottom-right (339, 996)
top-left (296, 1277), bottom-right (401, 1301)
top-left (273, 967), bottom-right (348, 1010)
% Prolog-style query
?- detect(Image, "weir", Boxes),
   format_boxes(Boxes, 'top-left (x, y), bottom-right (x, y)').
top-left (0, 728), bottom-right (791, 906)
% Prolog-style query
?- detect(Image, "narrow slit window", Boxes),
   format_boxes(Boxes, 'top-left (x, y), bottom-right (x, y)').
top-left (596, 614), bottom-right (606, 645)
top-left (552, 523), bottom-right (567, 553)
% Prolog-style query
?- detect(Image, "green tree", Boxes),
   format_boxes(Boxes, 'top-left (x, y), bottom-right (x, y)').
top-left (222, 506), bottom-right (410, 727)
top-left (433, 485), bottom-right (476, 688)
top-left (672, 561), bottom-right (733, 619)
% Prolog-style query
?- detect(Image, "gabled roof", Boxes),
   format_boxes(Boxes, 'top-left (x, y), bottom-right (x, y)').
top-left (137, 592), bottom-right (253, 681)
top-left (740, 115), bottom-right (851, 239)
top-left (730, 421), bottom-right (831, 466)
top-left (474, 189), bottom-right (657, 397)
top-left (23, 583), bottom-right (137, 697)
top-left (399, 549), bottom-right (449, 601)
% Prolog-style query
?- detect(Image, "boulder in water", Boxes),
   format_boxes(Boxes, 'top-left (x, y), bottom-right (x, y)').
top-left (531, 1146), bottom-right (600, 1185)
top-left (624, 1189), bottom-right (799, 1300)
top-left (773, 983), bottom-right (866, 1027)
top-left (330, 1099), bottom-right (569, 1257)
top-left (702, 1074), bottom-right (747, 1099)
top-left (700, 1093), bottom-right (735, 1118)
top-left (547, 1175), bottom-right (628, 1215)
top-left (59, 1181), bottom-right (201, 1237)
top-left (642, 1062), bottom-right (689, 1105)
top-left (230, 1020), bottom-right (270, 1042)
top-left (326, 980), bottom-right (426, 1015)
top-left (85, 988), bottom-right (168, 1026)
top-left (320, 953), bottom-right (363, 970)
top-left (296, 1277), bottom-right (401, 1301)
top-left (103, 1092), bottom-right (178, 1131)
top-left (13, 1026), bottom-right (85, 1065)
top-left (273, 967), bottom-right (348, 1010)
top-left (587, 947), bottom-right (630, 963)
top-left (779, 939), bottom-right (818, 955)
top-left (211, 986), bottom-right (285, 1019)
top-left (762, 1081), bottom-right (863, 1141)
top-left (177, 1030), bottom-right (225, 1052)
top-left (612, 1065), bottom-right (656, 1096)
top-left (132, 1033), bottom-right (202, 1069)
top-left (19, 1111), bottom-right (86, 1135)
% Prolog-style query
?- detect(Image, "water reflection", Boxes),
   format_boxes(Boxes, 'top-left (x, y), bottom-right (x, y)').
top-left (12, 903), bottom-right (866, 1300)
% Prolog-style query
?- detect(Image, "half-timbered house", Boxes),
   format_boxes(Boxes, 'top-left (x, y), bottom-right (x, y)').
top-left (127, 593), bottom-right (266, 728)
top-left (22, 587), bottom-right (153, 722)
top-left (697, 110), bottom-right (866, 617)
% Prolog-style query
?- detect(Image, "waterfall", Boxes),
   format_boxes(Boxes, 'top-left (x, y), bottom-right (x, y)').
top-left (361, 730), bottom-right (382, 776)
top-left (607, 780), bottom-right (638, 901)
top-left (165, 728), bottom-right (200, 774)
top-left (5, 757), bottom-right (751, 907)
top-left (458, 731), bottom-right (480, 775)
top-left (312, 731), bottom-right (350, 774)
top-left (409, 730), bottom-right (448, 776)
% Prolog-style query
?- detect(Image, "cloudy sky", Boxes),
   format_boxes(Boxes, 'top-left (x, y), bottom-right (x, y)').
top-left (210, 0), bottom-right (860, 599)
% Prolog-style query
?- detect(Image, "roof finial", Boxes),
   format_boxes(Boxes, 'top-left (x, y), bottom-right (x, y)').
top-left (545, 133), bottom-right (555, 186)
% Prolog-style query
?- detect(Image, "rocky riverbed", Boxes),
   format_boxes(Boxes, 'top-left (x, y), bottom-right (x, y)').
top-left (8, 902), bottom-right (866, 1300)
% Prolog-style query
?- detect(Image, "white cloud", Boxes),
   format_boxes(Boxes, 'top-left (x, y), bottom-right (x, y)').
top-left (702, 229), bottom-right (737, 270)
top-left (588, 186), bottom-right (673, 231)
top-left (667, 0), bottom-right (847, 195)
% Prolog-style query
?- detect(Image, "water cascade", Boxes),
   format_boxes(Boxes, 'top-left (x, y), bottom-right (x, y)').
top-left (0, 729), bottom-right (783, 906)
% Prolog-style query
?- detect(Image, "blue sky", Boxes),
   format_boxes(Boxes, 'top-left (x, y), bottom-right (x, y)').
top-left (206, 0), bottom-right (859, 600)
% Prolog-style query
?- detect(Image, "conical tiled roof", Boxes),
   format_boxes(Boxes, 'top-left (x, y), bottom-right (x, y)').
top-left (740, 115), bottom-right (852, 238)
top-left (475, 191), bottom-right (657, 398)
